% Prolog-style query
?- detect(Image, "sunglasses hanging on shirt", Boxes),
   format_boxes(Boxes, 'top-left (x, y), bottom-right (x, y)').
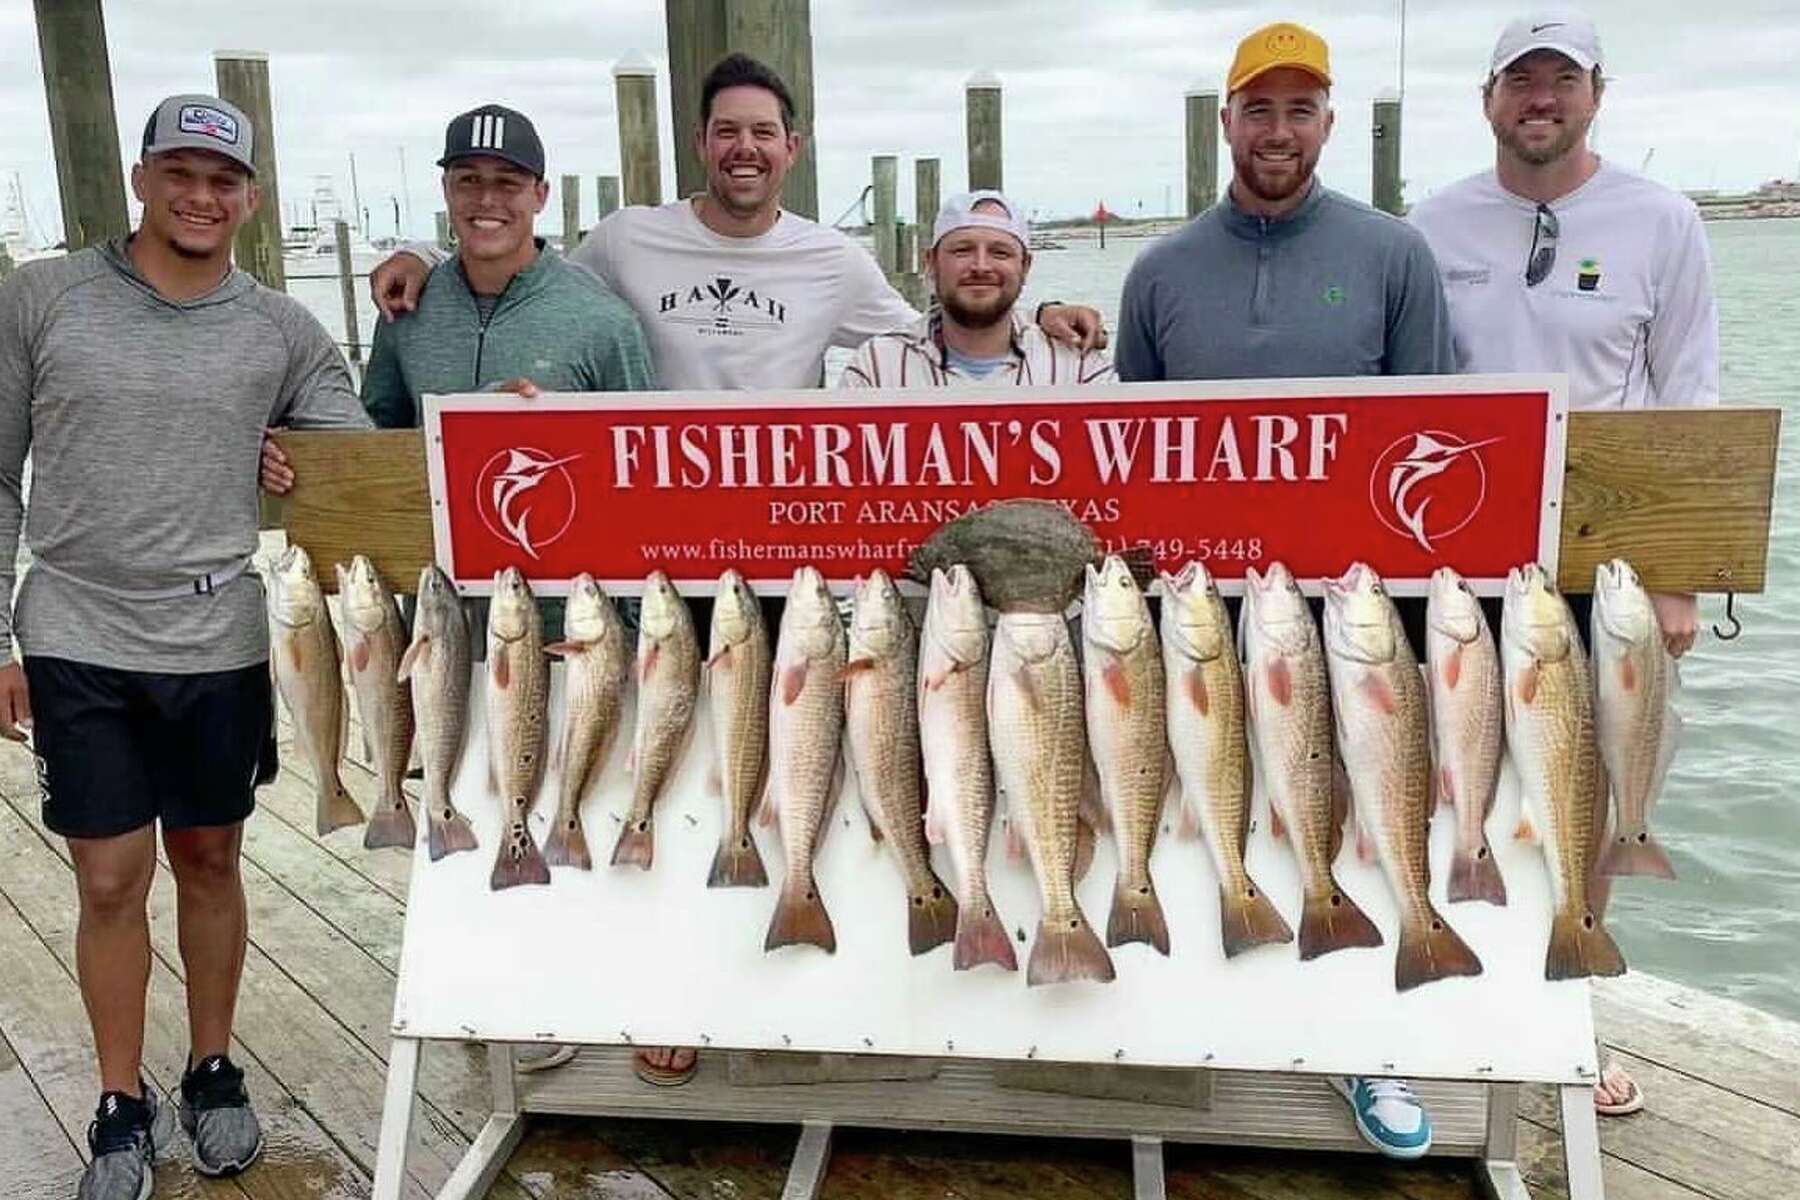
top-left (1525, 202), bottom-right (1559, 287)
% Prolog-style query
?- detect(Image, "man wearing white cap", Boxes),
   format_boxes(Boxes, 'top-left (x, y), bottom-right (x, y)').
top-left (1410, 11), bottom-right (1720, 1118)
top-left (840, 191), bottom-right (1114, 387)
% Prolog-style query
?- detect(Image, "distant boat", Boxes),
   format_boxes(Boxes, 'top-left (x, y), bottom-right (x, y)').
top-left (1, 172), bottom-right (57, 267)
top-left (283, 176), bottom-right (379, 261)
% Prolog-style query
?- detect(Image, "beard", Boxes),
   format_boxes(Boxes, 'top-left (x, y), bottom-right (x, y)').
top-left (1232, 144), bottom-right (1320, 204)
top-left (1493, 116), bottom-right (1585, 166)
top-left (939, 280), bottom-right (1020, 329)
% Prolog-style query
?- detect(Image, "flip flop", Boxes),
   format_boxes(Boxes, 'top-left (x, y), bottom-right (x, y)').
top-left (1594, 1068), bottom-right (1644, 1116)
top-left (633, 1050), bottom-right (699, 1088)
top-left (516, 1045), bottom-right (578, 1074)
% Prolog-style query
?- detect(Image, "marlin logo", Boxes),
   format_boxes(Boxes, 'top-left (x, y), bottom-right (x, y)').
top-left (475, 447), bottom-right (582, 559)
top-left (1371, 432), bottom-right (1503, 553)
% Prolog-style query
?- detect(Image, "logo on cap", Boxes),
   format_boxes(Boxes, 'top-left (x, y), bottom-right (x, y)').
top-left (179, 104), bottom-right (241, 145)
top-left (1266, 28), bottom-right (1307, 57)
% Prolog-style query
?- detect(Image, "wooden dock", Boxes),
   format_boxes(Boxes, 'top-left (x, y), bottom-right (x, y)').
top-left (3, 733), bottom-right (1796, 1199)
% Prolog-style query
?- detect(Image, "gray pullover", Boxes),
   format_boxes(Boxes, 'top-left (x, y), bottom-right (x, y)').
top-left (0, 240), bottom-right (371, 673)
top-left (1116, 183), bottom-right (1455, 381)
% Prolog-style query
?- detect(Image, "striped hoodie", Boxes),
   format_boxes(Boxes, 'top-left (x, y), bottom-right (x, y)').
top-left (838, 309), bottom-right (1114, 389)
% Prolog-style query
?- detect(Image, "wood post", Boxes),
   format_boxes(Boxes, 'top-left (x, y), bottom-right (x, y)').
top-left (333, 219), bottom-right (360, 369)
top-left (1373, 91), bottom-right (1403, 215)
top-left (965, 71), bottom-right (1003, 192)
top-left (1184, 84), bottom-right (1219, 217)
top-left (915, 157), bottom-right (941, 271)
top-left (33, 0), bottom-right (128, 250)
top-left (665, 0), bottom-right (820, 218)
top-left (596, 174), bottom-right (621, 218)
top-left (614, 54), bottom-right (664, 207)
top-left (434, 211), bottom-right (451, 250)
top-left (871, 154), bottom-right (897, 276)
top-left (214, 50), bottom-right (286, 289)
top-left (561, 174), bottom-right (581, 250)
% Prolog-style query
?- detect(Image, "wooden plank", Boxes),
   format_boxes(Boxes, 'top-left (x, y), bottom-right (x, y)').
top-left (726, 1050), bottom-right (940, 1087)
top-left (276, 408), bottom-right (1780, 602)
top-left (0, 1026), bottom-right (88, 1200)
top-left (1514, 1111), bottom-right (1708, 1200)
top-left (781, 1121), bottom-right (832, 1200)
top-left (261, 732), bottom-right (414, 903)
top-left (994, 1060), bottom-right (1213, 1110)
top-left (1559, 407), bottom-right (1779, 593)
top-left (1595, 973), bottom-right (1800, 1118)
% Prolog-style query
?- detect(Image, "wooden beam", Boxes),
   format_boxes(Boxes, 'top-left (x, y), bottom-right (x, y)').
top-left (1184, 86), bottom-right (1218, 217)
top-left (614, 55), bottom-right (664, 207)
top-left (33, 0), bottom-right (128, 249)
top-left (965, 72), bottom-right (1003, 192)
top-left (1372, 92), bottom-right (1404, 216)
top-left (275, 407), bottom-right (1778, 596)
top-left (871, 154), bottom-right (897, 276)
top-left (215, 50), bottom-right (287, 289)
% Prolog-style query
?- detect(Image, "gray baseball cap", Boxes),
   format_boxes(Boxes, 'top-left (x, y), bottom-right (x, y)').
top-left (1489, 12), bottom-right (1603, 77)
top-left (140, 94), bottom-right (256, 175)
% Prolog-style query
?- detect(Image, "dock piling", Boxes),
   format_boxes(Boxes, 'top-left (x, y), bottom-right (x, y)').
top-left (1373, 91), bottom-right (1404, 215)
top-left (561, 174), bottom-right (581, 250)
top-left (333, 220), bottom-right (361, 371)
top-left (596, 175), bottom-right (621, 219)
top-left (915, 158), bottom-right (940, 271)
top-left (872, 155), bottom-right (897, 276)
top-left (965, 71), bottom-right (1003, 192)
top-left (1184, 84), bottom-right (1219, 217)
top-left (214, 51), bottom-right (286, 289)
top-left (434, 211), bottom-right (451, 250)
top-left (33, 0), bottom-right (128, 250)
top-left (614, 55), bottom-right (664, 207)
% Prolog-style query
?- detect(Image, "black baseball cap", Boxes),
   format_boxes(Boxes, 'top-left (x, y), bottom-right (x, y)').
top-left (437, 104), bottom-right (545, 177)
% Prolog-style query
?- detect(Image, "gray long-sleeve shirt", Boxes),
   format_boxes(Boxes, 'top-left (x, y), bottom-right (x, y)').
top-left (1115, 183), bottom-right (1455, 382)
top-left (0, 239), bottom-right (371, 673)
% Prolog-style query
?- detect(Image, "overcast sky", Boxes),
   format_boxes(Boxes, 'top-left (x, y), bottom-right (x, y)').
top-left (3, 0), bottom-right (1797, 243)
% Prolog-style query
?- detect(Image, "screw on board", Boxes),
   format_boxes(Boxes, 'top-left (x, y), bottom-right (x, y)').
top-left (1202, 1053), bottom-right (1215, 1063)
top-left (685, 813), bottom-right (698, 826)
top-left (700, 1034), bottom-right (712, 1046)
top-left (1114, 1049), bottom-right (1125, 1061)
top-left (1576, 1064), bottom-right (1594, 1078)
top-left (863, 1037), bottom-right (874, 1048)
top-left (1477, 1064), bottom-right (1496, 1074)
top-left (946, 1040), bottom-right (955, 1053)
top-left (1292, 1057), bottom-right (1306, 1068)
top-left (619, 1030), bottom-right (633, 1043)
top-left (783, 1034), bottom-right (792, 1046)
top-left (1028, 1045), bottom-right (1039, 1059)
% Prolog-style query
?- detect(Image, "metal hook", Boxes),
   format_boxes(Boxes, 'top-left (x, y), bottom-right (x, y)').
top-left (1713, 592), bottom-right (1742, 641)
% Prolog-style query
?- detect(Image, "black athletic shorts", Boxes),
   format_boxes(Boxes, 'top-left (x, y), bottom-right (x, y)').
top-left (24, 656), bottom-right (277, 840)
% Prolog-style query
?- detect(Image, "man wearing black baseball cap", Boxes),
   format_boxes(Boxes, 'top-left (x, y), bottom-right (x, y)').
top-left (1, 92), bottom-right (369, 1200)
top-left (359, 102), bottom-right (652, 429)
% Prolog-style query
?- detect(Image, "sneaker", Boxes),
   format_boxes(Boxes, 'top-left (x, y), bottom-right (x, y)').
top-left (1331, 1076), bottom-right (1433, 1159)
top-left (79, 1082), bottom-right (171, 1200)
top-left (177, 1054), bottom-right (263, 1177)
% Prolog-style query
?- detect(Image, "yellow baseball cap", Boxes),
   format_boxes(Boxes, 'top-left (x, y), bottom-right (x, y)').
top-left (1227, 22), bottom-right (1333, 94)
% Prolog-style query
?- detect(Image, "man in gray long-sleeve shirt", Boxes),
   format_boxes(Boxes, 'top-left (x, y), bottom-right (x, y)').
top-left (0, 94), bottom-right (368, 1199)
top-left (1115, 22), bottom-right (1454, 1163)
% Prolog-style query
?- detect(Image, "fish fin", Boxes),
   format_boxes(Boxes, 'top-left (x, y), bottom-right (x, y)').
top-left (543, 640), bottom-right (585, 659)
top-left (639, 642), bottom-right (660, 685)
top-left (924, 661), bottom-right (967, 692)
top-left (1078, 760), bottom-right (1110, 836)
top-left (490, 821), bottom-right (552, 890)
top-left (1442, 643), bottom-right (1463, 691)
top-left (491, 649), bottom-right (510, 690)
top-left (907, 872), bottom-right (960, 955)
top-left (843, 657), bottom-right (878, 678)
top-left (1513, 815), bottom-right (1539, 845)
top-left (1297, 883), bottom-right (1383, 960)
top-left (1355, 821), bottom-right (1378, 865)
top-left (1545, 908), bottom-right (1627, 981)
top-left (1176, 792), bottom-right (1202, 840)
top-left (1101, 654), bottom-right (1131, 707)
top-left (1396, 908), bottom-right (1485, 992)
top-left (1448, 839), bottom-right (1508, 905)
top-left (1219, 878), bottom-right (1294, 958)
top-left (1269, 803), bottom-right (1287, 841)
top-left (764, 877), bottom-right (836, 953)
top-left (1185, 665), bottom-right (1209, 715)
top-left (395, 635), bottom-right (430, 684)
top-left (1437, 765), bottom-right (1455, 810)
top-left (349, 634), bottom-right (371, 675)
top-left (1106, 877), bottom-right (1171, 956)
top-left (1356, 670), bottom-right (1398, 716)
top-left (758, 776), bottom-right (779, 828)
top-left (1013, 663), bottom-right (1042, 712)
top-left (953, 892), bottom-right (1018, 972)
top-left (1329, 754), bottom-right (1352, 857)
top-left (285, 639), bottom-right (306, 676)
top-left (924, 798), bottom-right (946, 846)
top-left (1515, 660), bottom-right (1540, 706)
top-left (705, 761), bottom-right (722, 798)
top-left (609, 814), bottom-right (655, 870)
top-left (544, 812), bottom-right (593, 870)
top-left (362, 799), bottom-right (417, 850)
top-left (1074, 814), bottom-right (1097, 883)
top-left (1005, 817), bottom-right (1028, 862)
top-left (707, 830), bottom-right (769, 888)
top-left (425, 806), bottom-right (479, 861)
top-left (1026, 914), bottom-right (1115, 987)
top-left (1265, 657), bottom-right (1292, 707)
top-left (706, 644), bottom-right (731, 669)
top-left (1597, 831), bottom-right (1677, 880)
top-left (1618, 653), bottom-right (1637, 693)
top-left (780, 661), bottom-right (808, 706)
top-left (316, 779), bottom-right (366, 836)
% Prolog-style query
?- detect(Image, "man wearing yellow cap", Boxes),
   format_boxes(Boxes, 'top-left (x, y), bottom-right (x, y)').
top-left (1116, 22), bottom-right (1453, 382)
top-left (1119, 22), bottom-right (1452, 1162)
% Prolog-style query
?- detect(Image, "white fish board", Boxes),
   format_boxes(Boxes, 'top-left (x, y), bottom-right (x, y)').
top-left (390, 661), bottom-right (1596, 1084)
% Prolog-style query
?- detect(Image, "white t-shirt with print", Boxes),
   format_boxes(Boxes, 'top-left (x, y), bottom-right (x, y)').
top-left (1409, 162), bottom-right (1719, 409)
top-left (571, 200), bottom-right (917, 390)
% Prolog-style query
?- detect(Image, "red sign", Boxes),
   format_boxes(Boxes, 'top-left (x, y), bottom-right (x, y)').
top-left (422, 377), bottom-right (1566, 596)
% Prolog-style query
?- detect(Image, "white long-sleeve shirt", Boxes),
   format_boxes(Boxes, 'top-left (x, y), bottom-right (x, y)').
top-left (1409, 162), bottom-right (1719, 409)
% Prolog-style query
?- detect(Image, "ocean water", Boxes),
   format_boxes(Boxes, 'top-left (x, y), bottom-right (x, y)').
top-left (299, 218), bottom-right (1800, 1023)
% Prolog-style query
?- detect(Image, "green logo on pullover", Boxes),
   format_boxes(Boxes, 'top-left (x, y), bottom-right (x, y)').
top-left (1323, 284), bottom-right (1345, 305)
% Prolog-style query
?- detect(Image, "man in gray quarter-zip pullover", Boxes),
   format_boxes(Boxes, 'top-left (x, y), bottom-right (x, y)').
top-left (1115, 24), bottom-right (1454, 1164)
top-left (0, 94), bottom-right (369, 1200)
top-left (360, 103), bottom-right (654, 429)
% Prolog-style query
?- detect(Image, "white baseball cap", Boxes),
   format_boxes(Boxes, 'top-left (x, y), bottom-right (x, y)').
top-left (1489, 11), bottom-right (1603, 77)
top-left (932, 190), bottom-right (1030, 251)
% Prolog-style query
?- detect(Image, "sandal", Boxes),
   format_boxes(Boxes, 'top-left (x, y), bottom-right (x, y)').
top-left (1594, 1063), bottom-right (1644, 1116)
top-left (632, 1048), bottom-right (699, 1087)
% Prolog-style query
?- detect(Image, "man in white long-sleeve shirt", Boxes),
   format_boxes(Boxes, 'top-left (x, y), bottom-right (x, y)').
top-left (1409, 9), bottom-right (1720, 1120)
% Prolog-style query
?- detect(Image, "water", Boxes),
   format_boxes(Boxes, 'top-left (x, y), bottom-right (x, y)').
top-left (302, 219), bottom-right (1800, 1023)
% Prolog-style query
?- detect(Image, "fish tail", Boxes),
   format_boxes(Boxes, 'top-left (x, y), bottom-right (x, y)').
top-left (543, 812), bottom-right (592, 870)
top-left (1448, 838), bottom-right (1509, 905)
top-left (764, 875), bottom-right (836, 953)
top-left (1396, 906), bottom-right (1485, 992)
top-left (1546, 907), bottom-right (1628, 981)
top-left (906, 871), bottom-right (960, 956)
top-left (952, 890), bottom-right (1018, 972)
top-left (1218, 877), bottom-right (1294, 958)
top-left (706, 829), bottom-right (768, 888)
top-left (1597, 829), bottom-right (1676, 880)
top-left (489, 820), bottom-right (551, 890)
top-left (316, 778), bottom-right (366, 836)
top-left (1297, 881), bottom-right (1384, 960)
top-left (425, 805), bottom-right (479, 861)
top-left (1026, 913), bottom-right (1116, 987)
top-left (362, 795), bottom-right (417, 850)
top-left (609, 815), bottom-right (655, 870)
top-left (1106, 876), bottom-right (1171, 956)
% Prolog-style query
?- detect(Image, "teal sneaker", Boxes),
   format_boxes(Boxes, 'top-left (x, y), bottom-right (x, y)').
top-left (1331, 1076), bottom-right (1433, 1159)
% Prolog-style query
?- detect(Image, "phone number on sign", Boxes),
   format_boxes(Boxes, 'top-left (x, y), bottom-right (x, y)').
top-left (1102, 536), bottom-right (1266, 564)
